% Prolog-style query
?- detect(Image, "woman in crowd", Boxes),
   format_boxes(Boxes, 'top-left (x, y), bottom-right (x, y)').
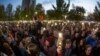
top-left (76, 39), bottom-right (86, 56)
top-left (82, 45), bottom-right (94, 56)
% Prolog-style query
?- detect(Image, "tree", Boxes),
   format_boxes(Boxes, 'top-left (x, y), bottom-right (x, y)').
top-left (67, 6), bottom-right (86, 21)
top-left (0, 4), bottom-right (6, 20)
top-left (6, 3), bottom-right (13, 20)
top-left (35, 3), bottom-right (43, 12)
top-left (87, 13), bottom-right (94, 21)
top-left (28, 5), bottom-right (35, 20)
top-left (47, 9), bottom-right (56, 19)
top-left (20, 8), bottom-right (28, 20)
top-left (14, 5), bottom-right (21, 20)
top-left (20, 5), bottom-right (33, 20)
top-left (94, 1), bottom-right (100, 21)
top-left (35, 3), bottom-right (45, 20)
top-left (47, 0), bottom-right (70, 20)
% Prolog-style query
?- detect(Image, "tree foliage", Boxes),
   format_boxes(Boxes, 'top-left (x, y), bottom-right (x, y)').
top-left (19, 5), bottom-right (35, 20)
top-left (47, 0), bottom-right (70, 20)
top-left (14, 5), bottom-right (21, 20)
top-left (35, 3), bottom-right (45, 20)
top-left (6, 3), bottom-right (13, 20)
top-left (67, 6), bottom-right (85, 20)
top-left (0, 5), bottom-right (6, 20)
top-left (94, 1), bottom-right (100, 21)
top-left (14, 3), bottom-right (45, 20)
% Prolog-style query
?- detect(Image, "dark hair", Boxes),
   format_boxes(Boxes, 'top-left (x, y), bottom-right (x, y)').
top-left (79, 38), bottom-right (86, 46)
top-left (65, 39), bottom-right (72, 44)
top-left (85, 45), bottom-right (92, 51)
top-left (2, 42), bottom-right (13, 56)
top-left (28, 43), bottom-right (39, 56)
top-left (62, 39), bottom-right (72, 49)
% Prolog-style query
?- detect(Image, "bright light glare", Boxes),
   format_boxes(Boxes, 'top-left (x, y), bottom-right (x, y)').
top-left (43, 27), bottom-right (46, 31)
top-left (55, 23), bottom-right (57, 26)
top-left (59, 32), bottom-right (63, 38)
top-left (82, 22), bottom-right (84, 25)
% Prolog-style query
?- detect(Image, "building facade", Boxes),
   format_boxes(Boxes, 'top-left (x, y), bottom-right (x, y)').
top-left (30, 0), bottom-right (36, 8)
top-left (22, 0), bottom-right (36, 10)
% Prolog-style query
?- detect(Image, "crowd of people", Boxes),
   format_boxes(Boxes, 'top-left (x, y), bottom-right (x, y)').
top-left (0, 20), bottom-right (100, 56)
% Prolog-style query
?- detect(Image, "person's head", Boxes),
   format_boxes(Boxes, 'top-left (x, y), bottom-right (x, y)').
top-left (75, 33), bottom-right (79, 38)
top-left (18, 41), bottom-right (25, 48)
top-left (81, 31), bottom-right (85, 37)
top-left (65, 39), bottom-right (72, 48)
top-left (6, 36), bottom-right (14, 44)
top-left (65, 30), bottom-right (70, 35)
top-left (27, 43), bottom-right (39, 56)
top-left (3, 42), bottom-right (13, 56)
top-left (79, 39), bottom-right (85, 46)
top-left (96, 29), bottom-right (100, 38)
top-left (45, 40), bottom-right (50, 47)
top-left (87, 30), bottom-right (96, 39)
top-left (97, 40), bottom-right (100, 47)
top-left (87, 31), bottom-right (92, 36)
top-left (24, 31), bottom-right (29, 37)
top-left (22, 37), bottom-right (32, 48)
top-left (85, 45), bottom-right (92, 55)
top-left (43, 30), bottom-right (49, 37)
top-left (91, 32), bottom-right (97, 39)
top-left (57, 46), bottom-right (62, 54)
top-left (75, 27), bottom-right (79, 32)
